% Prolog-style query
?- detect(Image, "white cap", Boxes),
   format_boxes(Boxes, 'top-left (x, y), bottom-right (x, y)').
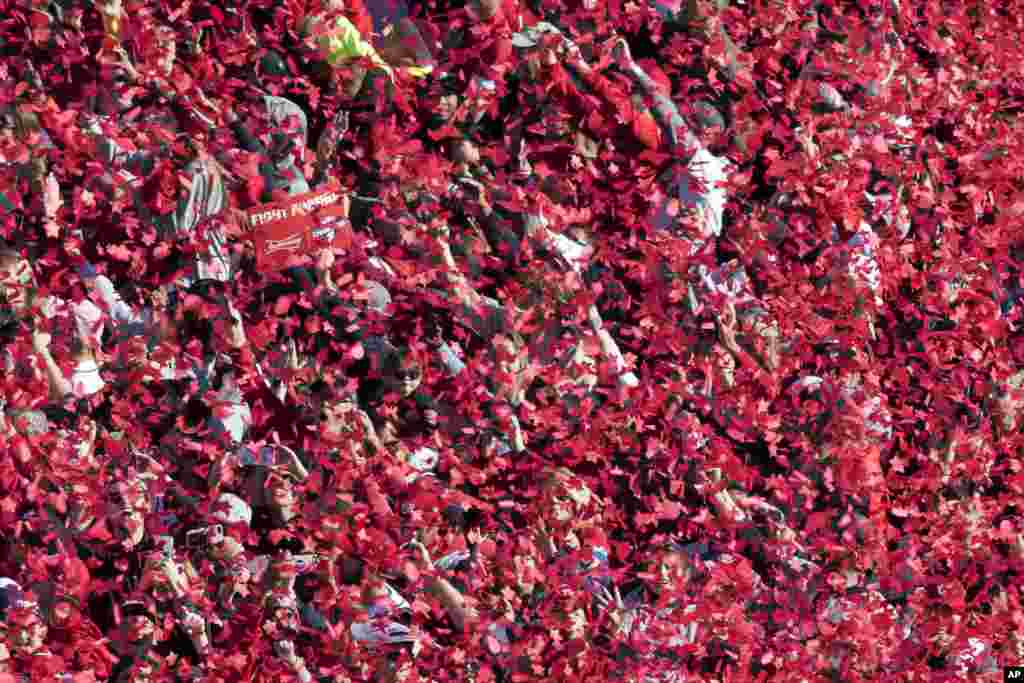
top-left (211, 493), bottom-right (252, 526)
top-left (350, 620), bottom-right (416, 645)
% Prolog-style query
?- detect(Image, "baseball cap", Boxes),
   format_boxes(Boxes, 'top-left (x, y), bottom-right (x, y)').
top-left (210, 492), bottom-right (252, 527)
top-left (258, 50), bottom-right (291, 79)
top-left (78, 262), bottom-right (98, 280)
top-left (511, 21), bottom-right (563, 49)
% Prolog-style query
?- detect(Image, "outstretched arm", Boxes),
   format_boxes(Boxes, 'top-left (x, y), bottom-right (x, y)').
top-left (31, 329), bottom-right (74, 399)
top-left (611, 39), bottom-right (699, 152)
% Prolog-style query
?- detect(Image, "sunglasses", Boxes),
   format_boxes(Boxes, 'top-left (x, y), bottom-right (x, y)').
top-left (266, 471), bottom-right (298, 487)
top-left (394, 368), bottom-right (422, 381)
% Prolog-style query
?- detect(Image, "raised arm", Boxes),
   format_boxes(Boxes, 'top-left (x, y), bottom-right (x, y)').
top-left (31, 329), bottom-right (74, 399)
top-left (80, 114), bottom-right (155, 176)
top-left (406, 541), bottom-right (479, 632)
top-left (611, 39), bottom-right (699, 152)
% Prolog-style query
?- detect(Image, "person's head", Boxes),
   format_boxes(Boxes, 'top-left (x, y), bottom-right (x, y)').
top-left (513, 23), bottom-right (562, 79)
top-left (6, 597), bottom-right (46, 655)
top-left (254, 50), bottom-right (294, 101)
top-left (471, 0), bottom-right (502, 21)
top-left (264, 591), bottom-right (302, 636)
top-left (692, 100), bottom-right (728, 155)
top-left (318, 389), bottom-right (364, 442)
top-left (652, 545), bottom-right (694, 590)
top-left (987, 582), bottom-right (1011, 614)
top-left (205, 529), bottom-right (242, 566)
top-left (538, 467), bottom-right (596, 531)
top-left (48, 594), bottom-right (82, 628)
top-left (433, 85), bottom-right (461, 125)
top-left (11, 108), bottom-right (47, 190)
top-left (264, 467), bottom-right (301, 511)
top-left (0, 248), bottom-right (33, 313)
top-left (106, 476), bottom-right (150, 547)
top-left (549, 586), bottom-right (589, 641)
top-left (53, 412), bottom-right (99, 472)
top-left (120, 601), bottom-right (157, 645)
top-left (142, 25), bottom-right (177, 77)
top-left (508, 544), bottom-right (542, 597)
top-left (450, 137), bottom-right (480, 168)
top-left (383, 347), bottom-right (424, 398)
top-left (990, 379), bottom-right (1022, 436)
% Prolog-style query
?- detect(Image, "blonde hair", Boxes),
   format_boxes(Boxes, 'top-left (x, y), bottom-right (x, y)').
top-left (12, 108), bottom-right (46, 190)
top-left (12, 108), bottom-right (41, 141)
top-left (542, 467), bottom-right (594, 508)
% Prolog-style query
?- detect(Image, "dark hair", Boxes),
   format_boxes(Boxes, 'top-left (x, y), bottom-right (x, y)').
top-left (181, 397), bottom-right (212, 432)
top-left (339, 556), bottom-right (365, 585)
top-left (0, 246), bottom-right (24, 267)
top-left (176, 279), bottom-right (233, 351)
top-left (41, 399), bottom-right (93, 430)
top-left (382, 346), bottom-right (423, 374)
top-left (120, 601), bottom-right (157, 623)
top-left (208, 361), bottom-right (238, 394)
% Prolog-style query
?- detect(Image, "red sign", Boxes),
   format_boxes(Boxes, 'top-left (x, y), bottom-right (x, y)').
top-left (248, 184), bottom-right (350, 270)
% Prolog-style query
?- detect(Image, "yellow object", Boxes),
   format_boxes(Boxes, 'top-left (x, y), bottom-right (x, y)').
top-left (306, 14), bottom-right (433, 80)
top-left (313, 15), bottom-right (392, 74)
top-left (406, 64), bottom-right (433, 79)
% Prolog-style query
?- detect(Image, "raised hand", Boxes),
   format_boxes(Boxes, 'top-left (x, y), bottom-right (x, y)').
top-left (593, 584), bottom-right (627, 632)
top-left (31, 329), bottom-right (52, 355)
top-left (718, 300), bottom-right (740, 353)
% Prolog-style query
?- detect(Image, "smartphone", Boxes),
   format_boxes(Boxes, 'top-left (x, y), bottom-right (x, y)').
top-left (238, 445), bottom-right (275, 467)
top-left (157, 535), bottom-right (175, 559)
top-left (185, 528), bottom-right (207, 549)
top-left (185, 525), bottom-right (224, 550)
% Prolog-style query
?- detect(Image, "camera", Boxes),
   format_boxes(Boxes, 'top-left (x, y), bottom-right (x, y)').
top-left (237, 444), bottom-right (275, 467)
top-left (185, 525), bottom-right (224, 550)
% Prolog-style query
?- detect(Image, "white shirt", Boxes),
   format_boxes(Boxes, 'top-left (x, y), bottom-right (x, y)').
top-left (90, 274), bottom-right (140, 326)
top-left (70, 358), bottom-right (105, 397)
top-left (38, 295), bottom-right (105, 348)
top-left (656, 146), bottom-right (731, 241)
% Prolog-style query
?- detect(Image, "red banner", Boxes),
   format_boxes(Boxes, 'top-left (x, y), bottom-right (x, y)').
top-left (248, 184), bottom-right (350, 270)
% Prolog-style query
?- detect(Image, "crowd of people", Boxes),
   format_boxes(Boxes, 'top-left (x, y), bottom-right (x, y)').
top-left (0, 0), bottom-right (1022, 680)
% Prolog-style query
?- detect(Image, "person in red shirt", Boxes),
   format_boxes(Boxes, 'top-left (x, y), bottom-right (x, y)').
top-left (3, 590), bottom-right (71, 680)
top-left (47, 592), bottom-right (118, 679)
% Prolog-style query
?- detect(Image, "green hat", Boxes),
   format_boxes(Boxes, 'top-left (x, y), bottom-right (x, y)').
top-left (259, 50), bottom-right (291, 79)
